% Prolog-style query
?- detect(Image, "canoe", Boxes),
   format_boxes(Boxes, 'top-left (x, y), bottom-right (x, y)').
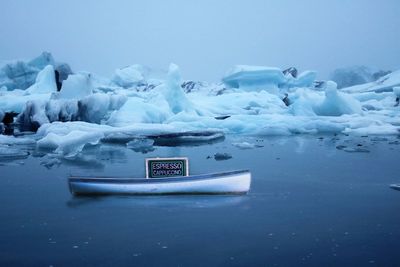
top-left (389, 184), bottom-right (400, 191)
top-left (69, 170), bottom-right (251, 195)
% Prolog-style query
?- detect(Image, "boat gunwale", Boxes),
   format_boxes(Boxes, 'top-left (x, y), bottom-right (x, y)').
top-left (69, 170), bottom-right (250, 184)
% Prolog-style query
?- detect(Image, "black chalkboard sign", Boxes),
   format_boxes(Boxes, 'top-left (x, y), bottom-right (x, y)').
top-left (146, 157), bottom-right (189, 178)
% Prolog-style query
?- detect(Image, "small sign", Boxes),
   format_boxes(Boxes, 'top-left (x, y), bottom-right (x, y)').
top-left (146, 157), bottom-right (189, 178)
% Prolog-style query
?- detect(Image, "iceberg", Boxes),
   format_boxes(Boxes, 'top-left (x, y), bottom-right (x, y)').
top-left (314, 81), bottom-right (363, 116)
top-left (222, 65), bottom-right (316, 94)
top-left (37, 130), bottom-right (104, 157)
top-left (112, 64), bottom-right (146, 88)
top-left (342, 70), bottom-right (400, 93)
top-left (222, 65), bottom-right (286, 94)
top-left (163, 63), bottom-right (196, 114)
top-left (17, 93), bottom-right (126, 130)
top-left (25, 65), bottom-right (57, 94)
top-left (0, 52), bottom-right (72, 91)
top-left (331, 66), bottom-right (391, 89)
top-left (0, 52), bottom-right (399, 157)
top-left (59, 73), bottom-right (93, 99)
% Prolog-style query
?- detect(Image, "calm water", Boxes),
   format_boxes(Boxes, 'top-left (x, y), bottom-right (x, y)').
top-left (0, 135), bottom-right (399, 267)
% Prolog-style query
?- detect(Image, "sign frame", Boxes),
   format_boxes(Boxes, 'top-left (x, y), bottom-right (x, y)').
top-left (145, 157), bottom-right (189, 178)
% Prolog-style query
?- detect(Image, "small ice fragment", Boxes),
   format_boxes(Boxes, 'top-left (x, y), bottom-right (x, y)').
top-left (40, 158), bottom-right (61, 169)
top-left (232, 141), bottom-right (263, 149)
top-left (214, 153), bottom-right (232, 161)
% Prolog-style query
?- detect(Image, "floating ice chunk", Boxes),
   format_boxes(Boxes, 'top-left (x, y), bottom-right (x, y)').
top-left (336, 145), bottom-right (370, 153)
top-left (59, 73), bottom-right (93, 99)
top-left (0, 145), bottom-right (29, 161)
top-left (214, 152), bottom-right (232, 161)
top-left (0, 135), bottom-right (36, 145)
top-left (28, 51), bottom-right (55, 70)
top-left (112, 64), bottom-right (145, 88)
top-left (314, 81), bottom-right (362, 116)
top-left (26, 65), bottom-right (57, 94)
top-left (107, 96), bottom-right (169, 126)
top-left (289, 71), bottom-right (317, 88)
top-left (78, 93), bottom-right (126, 123)
top-left (289, 89), bottom-right (320, 116)
top-left (163, 63), bottom-right (195, 114)
top-left (223, 65), bottom-right (286, 94)
top-left (222, 65), bottom-right (317, 94)
top-left (344, 124), bottom-right (399, 136)
top-left (342, 70), bottom-right (400, 93)
top-left (37, 130), bottom-right (104, 157)
top-left (0, 144), bottom-right (29, 161)
top-left (232, 142), bottom-right (263, 149)
top-left (40, 157), bottom-right (61, 169)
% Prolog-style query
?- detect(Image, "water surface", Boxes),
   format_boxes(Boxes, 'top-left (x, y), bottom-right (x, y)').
top-left (0, 135), bottom-right (399, 266)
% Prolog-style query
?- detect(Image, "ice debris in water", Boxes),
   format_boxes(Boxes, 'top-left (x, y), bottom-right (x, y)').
top-left (40, 156), bottom-right (61, 169)
top-left (126, 138), bottom-right (155, 153)
top-left (214, 152), bottom-right (232, 161)
top-left (232, 142), bottom-right (263, 149)
top-left (37, 130), bottom-right (104, 157)
top-left (1, 52), bottom-right (400, 157)
top-left (0, 145), bottom-right (29, 161)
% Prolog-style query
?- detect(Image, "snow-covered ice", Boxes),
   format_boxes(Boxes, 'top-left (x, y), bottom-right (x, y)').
top-left (1, 52), bottom-right (400, 158)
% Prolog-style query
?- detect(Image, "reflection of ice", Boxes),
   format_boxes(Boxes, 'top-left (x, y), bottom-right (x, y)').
top-left (293, 137), bottom-right (307, 154)
top-left (96, 144), bottom-right (128, 163)
top-left (67, 195), bottom-right (248, 209)
top-left (40, 156), bottom-right (61, 169)
top-left (60, 154), bottom-right (105, 170)
top-left (0, 145), bottom-right (29, 161)
top-left (127, 138), bottom-right (155, 154)
top-left (38, 144), bottom-right (131, 169)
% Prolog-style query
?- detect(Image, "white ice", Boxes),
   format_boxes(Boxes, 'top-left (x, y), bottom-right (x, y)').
top-left (58, 73), bottom-right (93, 100)
top-left (0, 54), bottom-right (399, 157)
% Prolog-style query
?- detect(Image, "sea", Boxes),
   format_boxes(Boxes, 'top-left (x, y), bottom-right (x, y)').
top-left (0, 134), bottom-right (399, 267)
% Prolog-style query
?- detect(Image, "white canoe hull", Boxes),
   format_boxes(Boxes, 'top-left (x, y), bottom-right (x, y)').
top-left (69, 170), bottom-right (251, 195)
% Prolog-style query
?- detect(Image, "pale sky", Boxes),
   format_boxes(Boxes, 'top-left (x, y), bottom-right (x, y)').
top-left (0, 0), bottom-right (399, 81)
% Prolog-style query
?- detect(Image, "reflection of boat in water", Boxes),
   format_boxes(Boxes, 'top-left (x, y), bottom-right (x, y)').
top-left (69, 170), bottom-right (251, 195)
top-left (67, 194), bottom-right (248, 209)
top-left (389, 184), bottom-right (400, 191)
